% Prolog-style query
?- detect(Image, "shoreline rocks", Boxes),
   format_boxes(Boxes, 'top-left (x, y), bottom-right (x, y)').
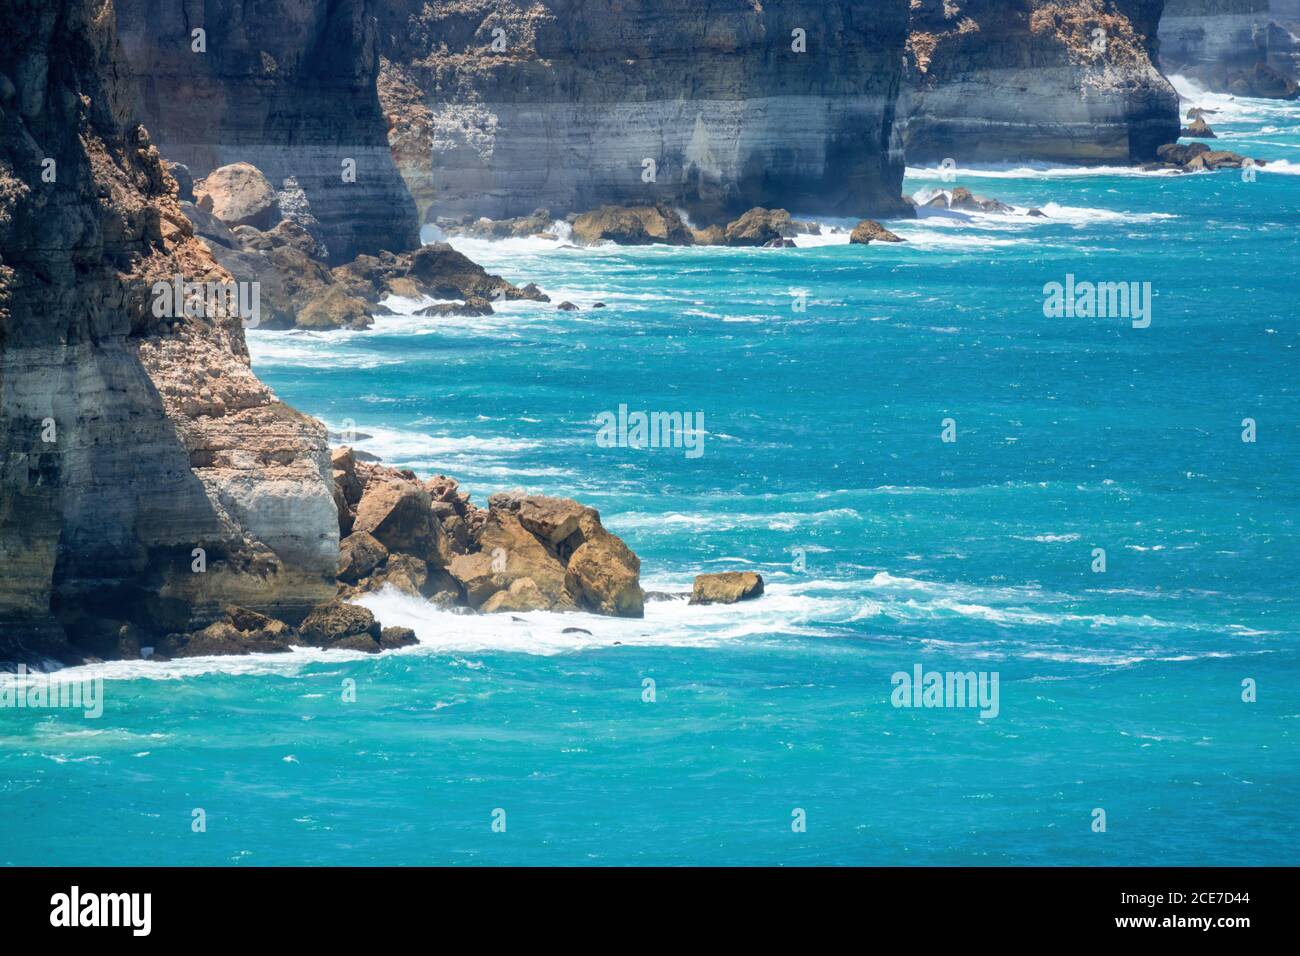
top-left (689, 572), bottom-right (765, 606)
top-left (850, 220), bottom-right (906, 244)
top-left (179, 165), bottom-right (552, 330)
top-left (1147, 142), bottom-right (1264, 173)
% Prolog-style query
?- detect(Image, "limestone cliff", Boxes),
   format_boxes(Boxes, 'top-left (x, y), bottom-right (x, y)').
top-left (904, 0), bottom-right (1180, 164)
top-left (374, 0), bottom-right (915, 225)
top-left (0, 0), bottom-right (338, 663)
top-left (112, 0), bottom-right (420, 263)
top-left (1159, 0), bottom-right (1300, 97)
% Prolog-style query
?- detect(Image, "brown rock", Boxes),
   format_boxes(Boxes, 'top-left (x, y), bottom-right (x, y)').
top-left (297, 285), bottom-right (373, 330)
top-left (517, 496), bottom-right (587, 545)
top-left (448, 551), bottom-right (506, 608)
top-left (477, 510), bottom-right (574, 609)
top-left (339, 531), bottom-right (388, 584)
top-left (480, 577), bottom-right (549, 613)
top-left (849, 219), bottom-right (905, 244)
top-left (565, 521), bottom-right (644, 617)
top-left (193, 162), bottom-right (281, 230)
top-left (571, 205), bottom-right (694, 246)
top-left (723, 207), bottom-right (795, 246)
top-left (379, 626), bottom-right (418, 649)
top-left (353, 480), bottom-right (448, 565)
top-left (299, 601), bottom-right (381, 648)
top-left (689, 571), bottom-right (764, 605)
top-left (1181, 117), bottom-right (1216, 139)
top-left (368, 553), bottom-right (429, 597)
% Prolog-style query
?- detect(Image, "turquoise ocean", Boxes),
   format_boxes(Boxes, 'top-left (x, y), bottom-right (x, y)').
top-left (2, 78), bottom-right (1297, 866)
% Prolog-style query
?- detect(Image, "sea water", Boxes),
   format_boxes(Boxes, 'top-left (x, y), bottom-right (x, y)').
top-left (2, 78), bottom-right (1296, 865)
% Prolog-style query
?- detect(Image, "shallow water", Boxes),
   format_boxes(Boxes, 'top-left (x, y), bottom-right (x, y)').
top-left (2, 77), bottom-right (1297, 865)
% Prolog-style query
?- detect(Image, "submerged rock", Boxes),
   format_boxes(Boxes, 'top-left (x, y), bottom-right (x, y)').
top-left (689, 572), bottom-right (765, 606)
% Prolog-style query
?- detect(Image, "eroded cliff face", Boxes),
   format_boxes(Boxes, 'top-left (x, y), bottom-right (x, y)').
top-left (1, 0), bottom-right (338, 663)
top-left (112, 0), bottom-right (419, 263)
top-left (1159, 0), bottom-right (1300, 97)
top-left (904, 0), bottom-right (1180, 164)
top-left (374, 0), bottom-right (914, 225)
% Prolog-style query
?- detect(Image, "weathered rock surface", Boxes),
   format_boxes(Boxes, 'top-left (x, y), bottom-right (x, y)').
top-left (850, 220), bottom-right (906, 244)
top-left (1149, 141), bottom-right (1263, 170)
top-left (571, 206), bottom-right (694, 247)
top-left (0, 0), bottom-right (339, 665)
top-left (113, 0), bottom-right (420, 263)
top-left (689, 572), bottom-right (765, 606)
top-left (194, 163), bottom-right (281, 230)
top-left (374, 0), bottom-right (915, 225)
top-left (904, 0), bottom-right (1180, 163)
top-left (332, 461), bottom-right (644, 618)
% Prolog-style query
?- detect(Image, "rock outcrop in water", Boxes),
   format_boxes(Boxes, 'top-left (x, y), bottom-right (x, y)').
top-left (334, 452), bottom-right (645, 618)
top-left (904, 0), bottom-right (1180, 163)
top-left (112, 0), bottom-right (420, 263)
top-left (374, 0), bottom-right (915, 226)
top-left (0, 0), bottom-right (341, 664)
top-left (1159, 0), bottom-right (1300, 98)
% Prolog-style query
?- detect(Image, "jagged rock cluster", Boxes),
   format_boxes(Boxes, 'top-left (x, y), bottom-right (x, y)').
top-left (332, 450), bottom-right (645, 618)
top-left (184, 161), bottom-right (548, 329)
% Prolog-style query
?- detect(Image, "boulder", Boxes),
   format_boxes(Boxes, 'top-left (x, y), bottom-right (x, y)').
top-left (565, 516), bottom-right (644, 617)
top-left (689, 571), bottom-right (764, 605)
top-left (338, 531), bottom-right (388, 584)
top-left (517, 495), bottom-right (586, 545)
top-left (299, 601), bottom-right (381, 648)
top-left (379, 626), bottom-right (419, 649)
top-left (367, 553), bottom-right (429, 597)
top-left (352, 479), bottom-right (448, 565)
top-left (405, 242), bottom-right (550, 301)
top-left (723, 207), bottom-right (795, 246)
top-left (570, 205), bottom-right (694, 246)
top-left (849, 219), bottom-right (905, 244)
top-left (193, 162), bottom-right (280, 230)
top-left (690, 224), bottom-right (726, 246)
top-left (448, 551), bottom-right (506, 609)
top-left (1181, 117), bottom-right (1216, 139)
top-left (481, 577), bottom-right (550, 613)
top-left (297, 285), bottom-right (373, 330)
top-left (477, 510), bottom-right (574, 609)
